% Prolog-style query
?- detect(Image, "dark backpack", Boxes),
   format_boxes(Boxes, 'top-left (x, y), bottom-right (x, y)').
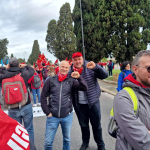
top-left (42, 68), bottom-right (47, 79)
top-left (33, 75), bottom-right (41, 88)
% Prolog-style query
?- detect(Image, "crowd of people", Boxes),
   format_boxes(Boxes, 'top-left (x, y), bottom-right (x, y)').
top-left (0, 50), bottom-right (150, 150)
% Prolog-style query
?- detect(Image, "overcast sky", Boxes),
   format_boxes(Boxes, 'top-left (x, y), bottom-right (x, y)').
top-left (0, 0), bottom-right (75, 63)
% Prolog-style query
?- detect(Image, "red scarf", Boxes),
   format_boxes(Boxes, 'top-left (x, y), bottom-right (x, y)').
top-left (73, 66), bottom-right (83, 74)
top-left (58, 72), bottom-right (68, 82)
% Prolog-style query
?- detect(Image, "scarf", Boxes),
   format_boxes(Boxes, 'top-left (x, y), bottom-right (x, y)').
top-left (124, 74), bottom-right (148, 88)
top-left (58, 72), bottom-right (68, 82)
top-left (73, 66), bottom-right (83, 74)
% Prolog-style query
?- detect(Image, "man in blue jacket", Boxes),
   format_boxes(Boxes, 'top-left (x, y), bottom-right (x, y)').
top-left (68, 52), bottom-right (108, 150)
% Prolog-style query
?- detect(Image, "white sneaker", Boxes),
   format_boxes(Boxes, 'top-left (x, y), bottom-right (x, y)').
top-left (37, 103), bottom-right (41, 106)
top-left (33, 104), bottom-right (37, 107)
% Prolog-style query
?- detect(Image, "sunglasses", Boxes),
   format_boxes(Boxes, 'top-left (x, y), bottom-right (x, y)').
top-left (136, 65), bottom-right (150, 73)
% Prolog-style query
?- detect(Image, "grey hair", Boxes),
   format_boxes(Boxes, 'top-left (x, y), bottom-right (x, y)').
top-left (9, 57), bottom-right (19, 67)
top-left (132, 50), bottom-right (150, 66)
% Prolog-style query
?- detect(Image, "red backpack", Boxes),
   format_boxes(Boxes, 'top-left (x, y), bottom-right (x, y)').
top-left (2, 73), bottom-right (28, 109)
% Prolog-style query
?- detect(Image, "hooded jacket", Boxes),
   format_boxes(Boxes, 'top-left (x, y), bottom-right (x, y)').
top-left (117, 70), bottom-right (132, 92)
top-left (114, 74), bottom-right (150, 150)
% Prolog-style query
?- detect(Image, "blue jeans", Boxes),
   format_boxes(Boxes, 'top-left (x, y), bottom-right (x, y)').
top-left (45, 112), bottom-right (73, 150)
top-left (8, 103), bottom-right (34, 143)
top-left (32, 88), bottom-right (41, 104)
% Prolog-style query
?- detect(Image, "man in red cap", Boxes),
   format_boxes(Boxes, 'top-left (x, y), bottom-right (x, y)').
top-left (68, 52), bottom-right (108, 150)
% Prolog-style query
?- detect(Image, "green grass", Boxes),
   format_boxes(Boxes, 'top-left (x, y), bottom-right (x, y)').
top-left (105, 69), bottom-right (121, 81)
top-left (112, 69), bottom-right (121, 74)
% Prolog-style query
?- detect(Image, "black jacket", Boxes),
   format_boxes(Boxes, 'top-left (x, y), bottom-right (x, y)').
top-left (0, 67), bottom-right (6, 87)
top-left (0, 66), bottom-right (35, 105)
top-left (41, 75), bottom-right (88, 118)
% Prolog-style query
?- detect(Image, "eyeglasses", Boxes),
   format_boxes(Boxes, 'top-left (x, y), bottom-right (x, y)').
top-left (136, 65), bottom-right (150, 73)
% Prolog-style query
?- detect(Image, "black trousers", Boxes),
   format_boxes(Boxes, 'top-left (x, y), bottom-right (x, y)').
top-left (75, 101), bottom-right (105, 149)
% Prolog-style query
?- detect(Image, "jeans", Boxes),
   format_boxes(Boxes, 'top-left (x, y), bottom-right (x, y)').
top-left (109, 68), bottom-right (112, 76)
top-left (8, 103), bottom-right (34, 143)
top-left (32, 88), bottom-right (41, 104)
top-left (76, 101), bottom-right (105, 149)
top-left (45, 112), bottom-right (73, 150)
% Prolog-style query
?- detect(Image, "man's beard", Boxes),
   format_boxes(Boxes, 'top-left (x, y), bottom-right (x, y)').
top-left (141, 79), bottom-right (150, 87)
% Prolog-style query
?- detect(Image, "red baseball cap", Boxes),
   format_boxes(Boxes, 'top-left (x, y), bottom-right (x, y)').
top-left (72, 52), bottom-right (83, 58)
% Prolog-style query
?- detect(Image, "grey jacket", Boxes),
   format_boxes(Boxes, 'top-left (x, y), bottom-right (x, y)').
top-left (114, 76), bottom-right (150, 150)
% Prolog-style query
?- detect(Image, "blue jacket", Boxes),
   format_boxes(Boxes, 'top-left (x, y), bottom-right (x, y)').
top-left (68, 60), bottom-right (108, 109)
top-left (117, 70), bottom-right (132, 92)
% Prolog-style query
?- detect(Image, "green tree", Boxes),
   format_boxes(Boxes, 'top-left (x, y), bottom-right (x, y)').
top-left (101, 57), bottom-right (107, 62)
top-left (73, 0), bottom-right (150, 63)
top-left (28, 40), bottom-right (41, 64)
top-left (73, 0), bottom-right (110, 62)
top-left (18, 58), bottom-right (25, 63)
top-left (49, 60), bottom-right (52, 64)
top-left (11, 53), bottom-right (14, 57)
top-left (0, 38), bottom-right (8, 59)
top-left (46, 19), bottom-right (57, 56)
top-left (102, 0), bottom-right (150, 62)
top-left (46, 3), bottom-right (76, 61)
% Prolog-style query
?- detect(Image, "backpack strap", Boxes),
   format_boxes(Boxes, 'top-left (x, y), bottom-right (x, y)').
top-left (123, 87), bottom-right (139, 115)
top-left (122, 71), bottom-right (125, 79)
top-left (110, 87), bottom-right (139, 117)
top-left (50, 75), bottom-right (56, 87)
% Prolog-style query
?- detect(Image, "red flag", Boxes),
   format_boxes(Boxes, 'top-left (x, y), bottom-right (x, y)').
top-left (47, 61), bottom-right (50, 66)
top-left (54, 59), bottom-right (58, 64)
top-left (0, 109), bottom-right (30, 150)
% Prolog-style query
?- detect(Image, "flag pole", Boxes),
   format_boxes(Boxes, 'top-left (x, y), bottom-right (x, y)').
top-left (80, 0), bottom-right (85, 60)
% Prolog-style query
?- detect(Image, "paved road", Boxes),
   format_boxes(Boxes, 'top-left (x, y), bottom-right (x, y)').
top-left (33, 92), bottom-right (116, 150)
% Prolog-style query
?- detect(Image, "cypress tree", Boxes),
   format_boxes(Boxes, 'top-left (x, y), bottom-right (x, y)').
top-left (55, 3), bottom-right (76, 61)
top-left (45, 19), bottom-right (57, 57)
top-left (28, 40), bottom-right (41, 64)
top-left (46, 3), bottom-right (76, 61)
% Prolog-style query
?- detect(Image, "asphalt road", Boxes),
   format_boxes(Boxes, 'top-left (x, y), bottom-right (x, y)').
top-left (33, 92), bottom-right (116, 150)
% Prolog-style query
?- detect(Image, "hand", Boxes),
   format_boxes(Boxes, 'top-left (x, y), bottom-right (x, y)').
top-left (71, 71), bottom-right (80, 79)
top-left (48, 113), bottom-right (52, 117)
top-left (86, 61), bottom-right (96, 69)
top-left (19, 64), bottom-right (26, 68)
top-left (5, 64), bottom-right (10, 69)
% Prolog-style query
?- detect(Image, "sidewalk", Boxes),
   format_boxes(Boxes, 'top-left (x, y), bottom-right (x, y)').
top-left (98, 80), bottom-right (118, 96)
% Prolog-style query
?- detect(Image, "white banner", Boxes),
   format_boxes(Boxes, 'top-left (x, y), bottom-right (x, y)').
top-left (4, 107), bottom-right (45, 118)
